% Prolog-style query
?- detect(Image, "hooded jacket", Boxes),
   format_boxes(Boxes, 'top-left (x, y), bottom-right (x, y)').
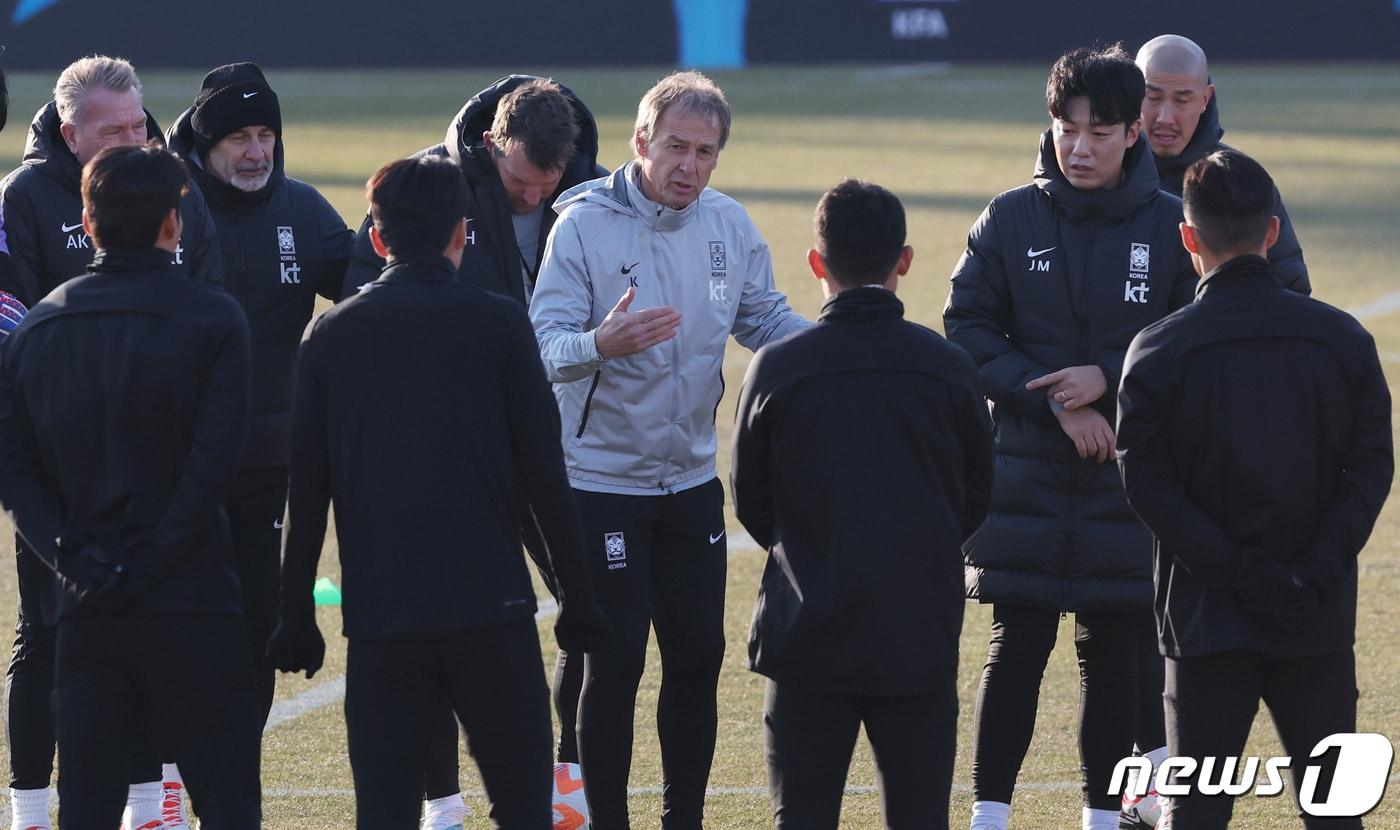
top-left (1118, 255), bottom-right (1391, 657)
top-left (1152, 93), bottom-right (1310, 295)
top-left (167, 108), bottom-right (353, 470)
top-left (943, 132), bottom-right (1197, 612)
top-left (340, 75), bottom-right (607, 306)
top-left (531, 163), bottom-right (808, 495)
top-left (734, 287), bottom-right (993, 695)
top-left (0, 102), bottom-right (223, 307)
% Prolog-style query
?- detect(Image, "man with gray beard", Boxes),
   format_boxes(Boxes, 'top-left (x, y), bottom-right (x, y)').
top-left (165, 60), bottom-right (351, 790)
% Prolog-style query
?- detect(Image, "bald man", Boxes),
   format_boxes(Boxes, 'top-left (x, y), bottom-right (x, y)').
top-left (1136, 35), bottom-right (1310, 296)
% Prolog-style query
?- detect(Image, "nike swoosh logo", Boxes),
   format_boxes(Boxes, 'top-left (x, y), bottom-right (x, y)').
top-left (243, 92), bottom-right (258, 99)
top-left (709, 531), bottom-right (725, 545)
top-left (621, 261), bottom-right (640, 275)
top-left (61, 222), bottom-right (83, 233)
top-left (1026, 246), bottom-right (1056, 258)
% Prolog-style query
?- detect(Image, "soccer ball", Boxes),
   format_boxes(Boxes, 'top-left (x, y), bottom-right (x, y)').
top-left (1121, 787), bottom-right (1163, 828)
top-left (552, 762), bottom-right (590, 830)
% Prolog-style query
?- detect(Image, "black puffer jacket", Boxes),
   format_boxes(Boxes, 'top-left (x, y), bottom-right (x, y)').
top-left (943, 132), bottom-right (1197, 612)
top-left (167, 109), bottom-right (353, 469)
top-left (1152, 93), bottom-right (1310, 296)
top-left (341, 75), bottom-right (607, 306)
top-left (0, 102), bottom-right (223, 306)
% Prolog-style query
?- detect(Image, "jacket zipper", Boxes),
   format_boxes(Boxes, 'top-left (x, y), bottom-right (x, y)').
top-left (575, 370), bottom-right (602, 438)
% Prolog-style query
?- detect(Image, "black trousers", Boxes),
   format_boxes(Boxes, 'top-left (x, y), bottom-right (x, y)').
top-left (345, 619), bottom-right (552, 829)
top-left (227, 466), bottom-right (289, 726)
top-left (54, 614), bottom-right (261, 829)
top-left (1164, 649), bottom-right (1360, 829)
top-left (574, 479), bottom-right (727, 830)
top-left (765, 679), bottom-right (958, 830)
top-left (6, 539), bottom-right (56, 790)
top-left (970, 603), bottom-right (1139, 811)
top-left (1136, 615), bottom-right (1167, 752)
top-left (522, 504), bottom-right (585, 765)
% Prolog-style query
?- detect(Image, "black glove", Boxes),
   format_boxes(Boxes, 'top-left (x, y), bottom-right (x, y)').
top-left (56, 537), bottom-right (159, 611)
top-left (266, 612), bottom-right (325, 679)
top-left (1231, 554), bottom-right (1323, 632)
top-left (555, 598), bottom-right (612, 653)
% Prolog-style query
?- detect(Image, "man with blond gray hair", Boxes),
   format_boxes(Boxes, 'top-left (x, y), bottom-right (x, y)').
top-left (1135, 34), bottom-right (1309, 294)
top-left (530, 69), bottom-right (807, 830)
top-left (0, 54), bottom-right (223, 830)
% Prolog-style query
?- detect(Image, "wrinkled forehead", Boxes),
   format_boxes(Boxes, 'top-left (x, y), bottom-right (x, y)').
top-left (653, 105), bottom-right (723, 145)
top-left (496, 145), bottom-right (564, 184)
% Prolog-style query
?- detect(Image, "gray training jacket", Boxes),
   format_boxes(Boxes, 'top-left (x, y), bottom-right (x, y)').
top-left (530, 163), bottom-right (807, 495)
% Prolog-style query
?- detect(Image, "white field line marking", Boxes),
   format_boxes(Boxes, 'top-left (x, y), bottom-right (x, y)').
top-left (261, 782), bottom-right (1083, 799)
top-left (261, 533), bottom-right (764, 735)
top-left (1348, 292), bottom-right (1400, 322)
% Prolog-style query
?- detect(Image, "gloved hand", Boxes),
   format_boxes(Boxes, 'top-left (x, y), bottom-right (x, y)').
top-left (0, 291), bottom-right (29, 349)
top-left (56, 536), bottom-right (159, 611)
top-left (555, 598), bottom-right (612, 653)
top-left (1231, 553), bottom-right (1323, 632)
top-left (267, 613), bottom-right (325, 679)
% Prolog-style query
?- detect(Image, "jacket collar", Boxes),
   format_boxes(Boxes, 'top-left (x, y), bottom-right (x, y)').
top-left (378, 256), bottom-right (459, 285)
top-left (1032, 129), bottom-right (1161, 223)
top-left (554, 162), bottom-right (699, 232)
top-left (1194, 254), bottom-right (1278, 301)
top-left (88, 247), bottom-right (179, 275)
top-left (819, 285), bottom-right (905, 322)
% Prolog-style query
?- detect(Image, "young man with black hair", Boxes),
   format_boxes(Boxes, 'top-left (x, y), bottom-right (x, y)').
top-left (341, 78), bottom-right (607, 818)
top-left (1117, 149), bottom-right (1392, 830)
top-left (0, 55), bottom-right (227, 829)
top-left (733, 179), bottom-right (992, 830)
top-left (943, 45), bottom-right (1197, 830)
top-left (0, 144), bottom-right (259, 829)
top-left (269, 154), bottom-right (610, 829)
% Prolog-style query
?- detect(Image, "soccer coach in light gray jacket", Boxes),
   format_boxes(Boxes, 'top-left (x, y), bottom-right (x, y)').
top-left (530, 70), bottom-right (807, 830)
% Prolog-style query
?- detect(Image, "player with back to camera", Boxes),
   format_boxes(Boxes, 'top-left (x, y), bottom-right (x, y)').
top-left (1116, 148), bottom-right (1392, 830)
top-left (732, 178), bottom-right (993, 830)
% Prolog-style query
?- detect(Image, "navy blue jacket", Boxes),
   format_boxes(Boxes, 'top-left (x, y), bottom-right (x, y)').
top-left (0, 248), bottom-right (250, 621)
top-left (1118, 255), bottom-right (1391, 657)
top-left (734, 288), bottom-right (992, 694)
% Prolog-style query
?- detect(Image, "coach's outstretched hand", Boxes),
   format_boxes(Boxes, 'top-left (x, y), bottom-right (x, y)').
top-left (556, 598), bottom-right (612, 653)
top-left (267, 615), bottom-right (326, 679)
top-left (594, 287), bottom-right (681, 358)
top-left (1231, 554), bottom-right (1323, 632)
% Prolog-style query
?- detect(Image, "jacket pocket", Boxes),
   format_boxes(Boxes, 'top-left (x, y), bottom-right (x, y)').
top-left (575, 370), bottom-right (602, 439)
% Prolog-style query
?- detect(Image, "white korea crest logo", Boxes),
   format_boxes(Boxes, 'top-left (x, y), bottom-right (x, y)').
top-left (1130, 242), bottom-right (1150, 273)
top-left (278, 226), bottom-right (296, 255)
top-left (604, 532), bottom-right (626, 561)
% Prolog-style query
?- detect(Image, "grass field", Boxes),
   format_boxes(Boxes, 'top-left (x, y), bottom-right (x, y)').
top-left (0, 62), bottom-right (1398, 828)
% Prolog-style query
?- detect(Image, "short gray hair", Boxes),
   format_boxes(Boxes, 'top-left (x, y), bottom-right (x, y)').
top-left (632, 70), bottom-right (731, 155)
top-left (54, 55), bottom-right (142, 125)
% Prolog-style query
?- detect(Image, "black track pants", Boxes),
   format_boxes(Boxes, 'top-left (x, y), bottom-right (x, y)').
top-left (574, 479), bottom-right (727, 830)
top-left (345, 620), bottom-right (552, 830)
top-left (970, 603), bottom-right (1138, 811)
top-left (765, 679), bottom-right (958, 830)
top-left (1164, 649), bottom-right (1360, 830)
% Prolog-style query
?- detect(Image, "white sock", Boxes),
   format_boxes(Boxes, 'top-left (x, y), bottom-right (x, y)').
top-left (122, 781), bottom-right (162, 829)
top-left (1083, 806), bottom-right (1118, 830)
top-left (161, 764), bottom-right (189, 828)
top-left (421, 793), bottom-right (468, 830)
top-left (970, 800), bottom-right (1011, 830)
top-left (10, 787), bottom-right (51, 830)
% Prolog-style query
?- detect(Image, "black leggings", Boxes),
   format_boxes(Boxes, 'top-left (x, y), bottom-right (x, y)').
top-left (6, 539), bottom-right (56, 790)
top-left (1135, 614), bottom-right (1166, 753)
top-left (574, 479), bottom-right (727, 830)
top-left (346, 620), bottom-right (553, 829)
top-left (1165, 649), bottom-right (1360, 830)
top-left (765, 679), bottom-right (958, 830)
top-left (970, 603), bottom-right (1140, 811)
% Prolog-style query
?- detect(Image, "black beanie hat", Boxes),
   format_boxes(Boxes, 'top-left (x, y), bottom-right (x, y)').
top-left (190, 62), bottom-right (281, 155)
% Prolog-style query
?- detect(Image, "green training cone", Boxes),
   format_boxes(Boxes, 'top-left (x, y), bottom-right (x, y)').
top-left (313, 577), bottom-right (342, 606)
